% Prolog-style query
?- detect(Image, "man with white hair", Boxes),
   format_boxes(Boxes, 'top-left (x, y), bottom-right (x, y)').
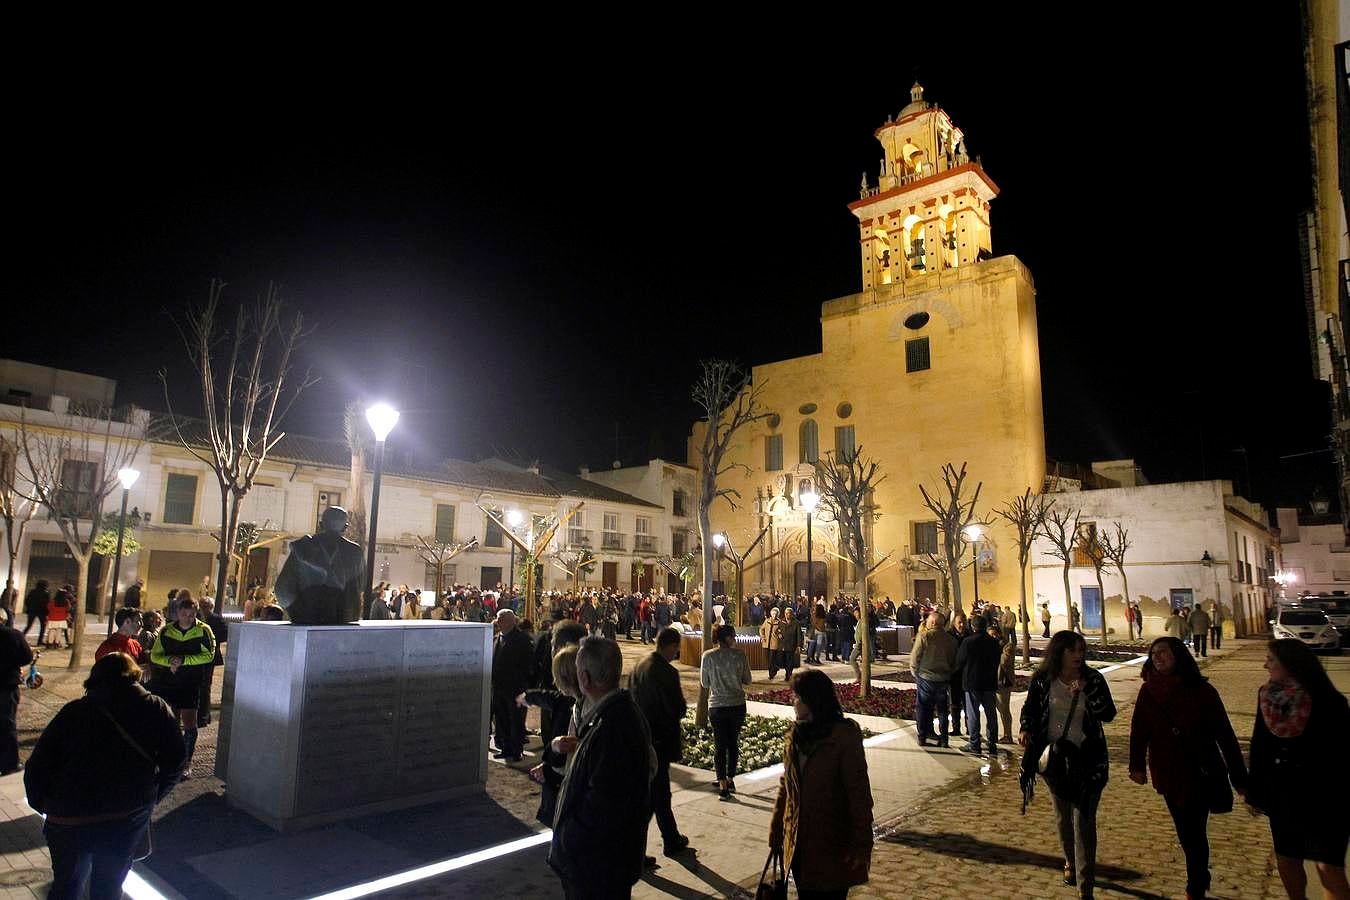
top-left (548, 636), bottom-right (653, 898)
top-left (491, 609), bottom-right (532, 762)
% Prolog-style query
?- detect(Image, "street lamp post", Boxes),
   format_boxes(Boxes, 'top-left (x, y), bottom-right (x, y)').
top-left (507, 510), bottom-right (524, 607)
top-left (963, 523), bottom-right (984, 610)
top-left (364, 403), bottom-right (400, 603)
top-left (712, 532), bottom-right (726, 595)
top-left (106, 467), bottom-right (140, 636)
top-left (801, 491), bottom-right (819, 602)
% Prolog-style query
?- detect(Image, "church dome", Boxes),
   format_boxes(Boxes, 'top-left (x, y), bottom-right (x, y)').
top-left (898, 81), bottom-right (930, 118)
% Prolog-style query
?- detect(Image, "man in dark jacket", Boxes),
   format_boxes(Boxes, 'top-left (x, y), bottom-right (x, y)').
top-left (25, 652), bottom-right (184, 897)
top-left (549, 637), bottom-right (652, 898)
top-left (491, 609), bottom-right (533, 761)
top-left (629, 627), bottom-right (690, 857)
top-left (22, 580), bottom-right (50, 646)
top-left (955, 614), bottom-right (1003, 755)
top-left (0, 619), bottom-right (33, 774)
top-left (122, 579), bottom-right (143, 610)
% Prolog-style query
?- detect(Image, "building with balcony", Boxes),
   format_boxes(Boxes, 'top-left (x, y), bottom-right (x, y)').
top-left (0, 362), bottom-right (665, 608)
top-left (1274, 505), bottom-right (1347, 597)
top-left (580, 458), bottom-right (697, 578)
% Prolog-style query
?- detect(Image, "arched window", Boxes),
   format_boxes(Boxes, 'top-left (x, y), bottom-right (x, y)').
top-left (799, 419), bottom-right (819, 464)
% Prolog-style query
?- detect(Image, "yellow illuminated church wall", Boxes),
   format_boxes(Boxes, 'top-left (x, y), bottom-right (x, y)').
top-left (688, 87), bottom-right (1046, 607)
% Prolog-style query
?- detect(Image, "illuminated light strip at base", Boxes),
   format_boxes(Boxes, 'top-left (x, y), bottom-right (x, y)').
top-left (1097, 655), bottom-right (1149, 675)
top-left (123, 868), bottom-right (178, 900)
top-left (305, 830), bottom-right (554, 900)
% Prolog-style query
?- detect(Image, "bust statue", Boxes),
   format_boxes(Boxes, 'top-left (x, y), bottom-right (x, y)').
top-left (273, 506), bottom-right (366, 625)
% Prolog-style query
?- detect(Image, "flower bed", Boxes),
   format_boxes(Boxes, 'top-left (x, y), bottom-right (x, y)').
top-left (748, 681), bottom-right (917, 720)
top-left (1027, 644), bottom-right (1144, 662)
top-left (874, 670), bottom-right (1032, 692)
top-left (679, 714), bottom-right (876, 775)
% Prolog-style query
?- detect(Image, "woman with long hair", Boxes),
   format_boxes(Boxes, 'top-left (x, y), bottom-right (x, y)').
top-left (25, 653), bottom-right (184, 899)
top-left (1127, 637), bottom-right (1246, 900)
top-left (768, 669), bottom-right (872, 898)
top-left (1247, 639), bottom-right (1350, 900)
top-left (700, 624), bottom-right (752, 799)
top-left (1019, 630), bottom-right (1116, 899)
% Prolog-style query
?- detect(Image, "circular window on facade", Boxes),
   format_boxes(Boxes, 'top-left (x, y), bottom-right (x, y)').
top-left (904, 311), bottom-right (930, 330)
top-left (767, 413), bottom-right (781, 429)
top-left (798, 403), bottom-right (817, 415)
top-left (836, 402), bottom-right (853, 419)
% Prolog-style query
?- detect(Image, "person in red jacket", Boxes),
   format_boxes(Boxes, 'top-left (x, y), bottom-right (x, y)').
top-left (1128, 637), bottom-right (1247, 900)
top-left (639, 596), bottom-right (654, 644)
top-left (95, 608), bottom-right (146, 663)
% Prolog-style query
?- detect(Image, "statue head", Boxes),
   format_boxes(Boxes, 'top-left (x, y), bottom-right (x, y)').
top-left (320, 506), bottom-right (350, 535)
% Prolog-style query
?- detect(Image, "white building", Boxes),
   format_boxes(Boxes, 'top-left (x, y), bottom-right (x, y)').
top-left (1274, 506), bottom-right (1347, 598)
top-left (1030, 470), bottom-right (1278, 639)
top-left (579, 458), bottom-right (698, 588)
top-left (0, 361), bottom-right (670, 608)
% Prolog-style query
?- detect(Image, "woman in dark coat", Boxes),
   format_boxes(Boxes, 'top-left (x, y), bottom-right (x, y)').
top-left (1019, 630), bottom-right (1116, 899)
top-left (1246, 639), bottom-right (1350, 900)
top-left (1127, 637), bottom-right (1246, 900)
top-left (769, 669), bottom-right (872, 898)
top-left (25, 653), bottom-right (184, 900)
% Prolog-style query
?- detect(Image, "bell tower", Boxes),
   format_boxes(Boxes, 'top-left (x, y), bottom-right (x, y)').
top-left (849, 83), bottom-right (1000, 291)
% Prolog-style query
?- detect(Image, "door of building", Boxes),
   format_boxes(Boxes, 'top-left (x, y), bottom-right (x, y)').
top-left (24, 540), bottom-right (80, 603)
top-left (793, 561), bottom-right (827, 601)
top-left (146, 550), bottom-right (214, 609)
top-left (631, 563), bottom-right (653, 593)
top-left (481, 566), bottom-right (503, 590)
top-left (602, 562), bottom-right (618, 590)
top-left (667, 573), bottom-right (681, 594)
top-left (1081, 585), bottom-right (1102, 631)
top-left (913, 579), bottom-right (937, 603)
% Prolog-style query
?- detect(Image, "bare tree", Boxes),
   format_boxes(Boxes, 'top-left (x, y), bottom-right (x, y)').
top-left (161, 280), bottom-right (317, 610)
top-left (343, 401), bottom-right (369, 552)
top-left (414, 535), bottom-right (479, 596)
top-left (552, 548), bottom-right (597, 593)
top-left (691, 360), bottom-right (770, 726)
top-left (0, 438), bottom-right (38, 620)
top-left (11, 404), bottom-right (146, 667)
top-left (994, 488), bottom-right (1055, 665)
top-left (918, 462), bottom-right (984, 615)
top-left (1101, 523), bottom-right (1133, 640)
top-left (814, 446), bottom-right (885, 695)
top-left (1041, 506), bottom-right (1082, 635)
top-left (1081, 523), bottom-right (1111, 647)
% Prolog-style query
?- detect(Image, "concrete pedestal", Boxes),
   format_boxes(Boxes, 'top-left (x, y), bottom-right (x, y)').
top-left (215, 620), bottom-right (492, 831)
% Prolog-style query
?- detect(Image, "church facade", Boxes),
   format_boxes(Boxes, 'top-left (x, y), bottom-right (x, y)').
top-left (690, 85), bottom-right (1045, 607)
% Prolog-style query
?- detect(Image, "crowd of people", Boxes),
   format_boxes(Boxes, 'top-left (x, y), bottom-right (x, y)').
top-left (2, 567), bottom-right (1345, 900)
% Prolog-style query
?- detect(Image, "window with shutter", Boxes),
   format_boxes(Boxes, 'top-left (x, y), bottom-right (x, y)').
top-left (905, 337), bottom-right (931, 373)
top-left (163, 473), bottom-right (198, 525)
top-left (434, 504), bottom-right (455, 543)
top-left (765, 434), bottom-right (783, 471)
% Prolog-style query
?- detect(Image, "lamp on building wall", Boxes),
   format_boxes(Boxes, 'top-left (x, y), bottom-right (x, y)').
top-left (364, 403), bottom-right (400, 601)
top-left (1311, 489), bottom-right (1331, 516)
top-left (105, 467), bottom-right (140, 636)
top-left (962, 523), bottom-right (984, 608)
top-left (506, 510), bottom-right (524, 593)
top-left (801, 490), bottom-right (820, 600)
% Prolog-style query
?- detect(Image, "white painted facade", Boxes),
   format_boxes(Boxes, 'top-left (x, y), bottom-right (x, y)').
top-left (1273, 507), bottom-right (1348, 597)
top-left (1030, 480), bottom-right (1278, 639)
top-left (580, 459), bottom-right (698, 559)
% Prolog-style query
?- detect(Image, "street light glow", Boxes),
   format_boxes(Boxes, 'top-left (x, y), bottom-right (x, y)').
top-left (800, 490), bottom-right (819, 513)
top-left (506, 509), bottom-right (524, 528)
top-left (962, 523), bottom-right (984, 541)
top-left (365, 403), bottom-right (400, 442)
top-left (117, 467), bottom-right (141, 490)
top-left (712, 532), bottom-right (726, 548)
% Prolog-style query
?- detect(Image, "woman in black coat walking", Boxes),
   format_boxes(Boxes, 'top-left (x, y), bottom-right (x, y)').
top-left (1246, 639), bottom-right (1350, 900)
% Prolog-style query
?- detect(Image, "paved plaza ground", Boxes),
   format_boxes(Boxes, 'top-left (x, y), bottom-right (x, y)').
top-left (1, 618), bottom-right (1347, 898)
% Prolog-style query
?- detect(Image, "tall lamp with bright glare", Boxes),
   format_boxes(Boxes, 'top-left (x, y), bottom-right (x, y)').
top-left (963, 523), bottom-right (984, 608)
top-left (801, 490), bottom-right (819, 601)
top-left (106, 467), bottom-right (140, 636)
top-left (364, 403), bottom-right (400, 602)
top-left (712, 532), bottom-right (727, 594)
top-left (506, 510), bottom-right (524, 600)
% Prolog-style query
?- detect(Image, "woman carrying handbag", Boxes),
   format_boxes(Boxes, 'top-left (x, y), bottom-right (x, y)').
top-left (767, 669), bottom-right (872, 899)
top-left (1127, 637), bottom-right (1247, 900)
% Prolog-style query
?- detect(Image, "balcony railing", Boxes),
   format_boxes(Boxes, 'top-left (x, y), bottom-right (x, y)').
top-left (567, 528), bottom-right (592, 548)
top-left (601, 533), bottom-right (624, 551)
top-left (634, 535), bottom-right (657, 553)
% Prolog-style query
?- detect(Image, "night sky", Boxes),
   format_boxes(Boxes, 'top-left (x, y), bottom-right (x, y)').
top-left (7, 9), bottom-right (1333, 514)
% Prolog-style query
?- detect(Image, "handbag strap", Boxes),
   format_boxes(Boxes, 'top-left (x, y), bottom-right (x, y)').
top-left (95, 706), bottom-right (155, 767)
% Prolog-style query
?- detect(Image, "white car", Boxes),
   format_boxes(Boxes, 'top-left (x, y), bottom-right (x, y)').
top-left (1273, 608), bottom-right (1342, 652)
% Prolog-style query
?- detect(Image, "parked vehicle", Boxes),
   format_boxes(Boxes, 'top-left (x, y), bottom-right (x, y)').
top-left (1272, 607), bottom-right (1341, 653)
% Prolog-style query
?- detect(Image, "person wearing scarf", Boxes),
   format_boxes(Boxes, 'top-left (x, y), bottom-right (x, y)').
top-left (1127, 637), bottom-right (1246, 900)
top-left (769, 669), bottom-right (872, 898)
top-left (1247, 639), bottom-right (1350, 900)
